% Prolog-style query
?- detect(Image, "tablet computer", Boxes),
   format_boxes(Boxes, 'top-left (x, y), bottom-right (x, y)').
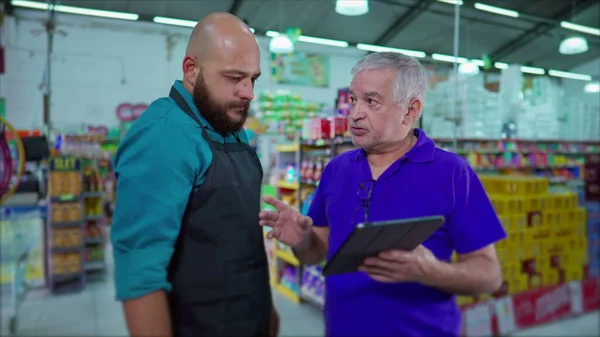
top-left (322, 215), bottom-right (445, 277)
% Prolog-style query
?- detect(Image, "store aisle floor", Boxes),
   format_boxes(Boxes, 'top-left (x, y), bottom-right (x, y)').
top-left (12, 239), bottom-right (599, 336)
top-left (14, 240), bottom-right (325, 337)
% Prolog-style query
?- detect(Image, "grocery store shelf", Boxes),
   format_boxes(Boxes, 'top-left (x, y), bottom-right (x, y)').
top-left (276, 144), bottom-right (299, 152)
top-left (277, 181), bottom-right (299, 190)
top-left (84, 260), bottom-right (105, 271)
top-left (275, 283), bottom-right (302, 304)
top-left (300, 289), bottom-right (324, 309)
top-left (276, 250), bottom-right (299, 266)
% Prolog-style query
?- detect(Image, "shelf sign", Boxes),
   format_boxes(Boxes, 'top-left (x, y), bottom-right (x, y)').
top-left (116, 103), bottom-right (148, 122)
top-left (49, 157), bottom-right (82, 172)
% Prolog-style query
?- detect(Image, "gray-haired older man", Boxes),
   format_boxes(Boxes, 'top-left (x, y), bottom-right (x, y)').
top-left (260, 52), bottom-right (506, 336)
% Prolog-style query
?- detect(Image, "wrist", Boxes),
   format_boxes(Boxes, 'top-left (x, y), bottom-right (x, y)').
top-left (415, 257), bottom-right (444, 285)
top-left (294, 217), bottom-right (314, 250)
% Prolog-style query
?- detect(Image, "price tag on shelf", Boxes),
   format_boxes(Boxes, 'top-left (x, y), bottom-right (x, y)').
top-left (463, 301), bottom-right (493, 337)
top-left (568, 281), bottom-right (583, 314)
top-left (494, 296), bottom-right (518, 336)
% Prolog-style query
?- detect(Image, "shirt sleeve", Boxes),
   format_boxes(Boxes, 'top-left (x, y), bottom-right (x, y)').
top-left (111, 117), bottom-right (197, 301)
top-left (448, 163), bottom-right (507, 255)
top-left (307, 164), bottom-right (333, 227)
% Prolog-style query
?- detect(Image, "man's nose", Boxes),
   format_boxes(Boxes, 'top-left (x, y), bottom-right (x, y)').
top-left (349, 104), bottom-right (365, 121)
top-left (238, 80), bottom-right (255, 101)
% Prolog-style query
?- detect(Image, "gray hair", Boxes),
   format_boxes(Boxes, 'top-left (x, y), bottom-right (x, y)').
top-left (351, 52), bottom-right (428, 107)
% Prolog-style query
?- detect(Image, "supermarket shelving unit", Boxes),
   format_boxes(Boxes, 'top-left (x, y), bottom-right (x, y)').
top-left (47, 156), bottom-right (86, 293)
top-left (81, 159), bottom-right (107, 279)
top-left (269, 137), bottom-right (353, 306)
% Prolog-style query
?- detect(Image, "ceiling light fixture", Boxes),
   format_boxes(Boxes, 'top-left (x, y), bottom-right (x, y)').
top-left (269, 34), bottom-right (294, 54)
top-left (584, 82), bottom-right (600, 93)
top-left (335, 0), bottom-right (370, 16)
top-left (521, 66), bottom-right (545, 75)
top-left (560, 21), bottom-right (600, 37)
top-left (548, 70), bottom-right (592, 81)
top-left (356, 44), bottom-right (426, 58)
top-left (153, 16), bottom-right (255, 33)
top-left (494, 62), bottom-right (509, 69)
top-left (474, 3), bottom-right (519, 18)
top-left (267, 31), bottom-right (347, 48)
top-left (431, 53), bottom-right (468, 64)
top-left (11, 0), bottom-right (139, 21)
top-left (437, 0), bottom-right (463, 5)
top-left (458, 62), bottom-right (480, 76)
top-left (298, 36), bottom-right (349, 48)
top-left (153, 16), bottom-right (195, 27)
top-left (559, 36), bottom-right (589, 55)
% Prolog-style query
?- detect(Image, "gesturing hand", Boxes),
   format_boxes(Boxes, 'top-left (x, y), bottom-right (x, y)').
top-left (359, 245), bottom-right (438, 283)
top-left (259, 196), bottom-right (313, 248)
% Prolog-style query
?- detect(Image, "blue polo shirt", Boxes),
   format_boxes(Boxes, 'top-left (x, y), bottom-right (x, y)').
top-left (307, 129), bottom-right (506, 337)
top-left (111, 80), bottom-right (249, 301)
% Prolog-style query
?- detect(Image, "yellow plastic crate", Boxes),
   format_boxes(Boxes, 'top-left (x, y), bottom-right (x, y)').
top-left (575, 207), bottom-right (587, 226)
top-left (511, 215), bottom-right (527, 231)
top-left (542, 269), bottom-right (560, 286)
top-left (543, 211), bottom-right (555, 227)
top-left (456, 296), bottom-right (474, 306)
top-left (565, 267), bottom-right (584, 282)
top-left (509, 274), bottom-right (529, 294)
top-left (508, 197), bottom-right (524, 214)
top-left (498, 215), bottom-right (511, 231)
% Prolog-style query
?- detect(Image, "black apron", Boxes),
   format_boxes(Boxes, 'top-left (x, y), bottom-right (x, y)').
top-left (166, 87), bottom-right (272, 337)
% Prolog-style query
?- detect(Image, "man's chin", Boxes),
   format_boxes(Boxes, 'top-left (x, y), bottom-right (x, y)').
top-left (228, 111), bottom-right (247, 124)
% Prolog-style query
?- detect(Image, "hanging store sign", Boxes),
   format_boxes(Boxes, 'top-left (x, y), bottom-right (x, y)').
top-left (116, 103), bottom-right (148, 122)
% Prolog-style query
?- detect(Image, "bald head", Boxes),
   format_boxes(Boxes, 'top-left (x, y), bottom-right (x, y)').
top-left (186, 12), bottom-right (257, 62)
top-left (180, 12), bottom-right (261, 135)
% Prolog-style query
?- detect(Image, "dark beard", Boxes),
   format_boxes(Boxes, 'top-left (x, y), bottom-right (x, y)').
top-left (192, 73), bottom-right (250, 135)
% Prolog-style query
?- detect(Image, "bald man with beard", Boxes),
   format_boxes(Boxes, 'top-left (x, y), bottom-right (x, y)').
top-left (111, 13), bottom-right (279, 337)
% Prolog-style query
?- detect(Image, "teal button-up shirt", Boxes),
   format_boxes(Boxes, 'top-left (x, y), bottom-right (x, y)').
top-left (111, 80), bottom-right (249, 301)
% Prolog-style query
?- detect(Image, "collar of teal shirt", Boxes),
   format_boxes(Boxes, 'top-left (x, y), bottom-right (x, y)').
top-left (172, 80), bottom-right (217, 132)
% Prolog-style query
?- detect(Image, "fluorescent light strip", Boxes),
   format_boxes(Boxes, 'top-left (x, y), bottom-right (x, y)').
top-left (560, 21), bottom-right (600, 36)
top-left (356, 44), bottom-right (426, 58)
top-left (494, 62), bottom-right (509, 69)
top-left (298, 36), bottom-right (348, 48)
top-left (153, 16), bottom-right (196, 27)
top-left (521, 66), bottom-right (545, 75)
top-left (11, 0), bottom-right (138, 20)
top-left (431, 53), bottom-right (468, 64)
top-left (548, 70), bottom-right (592, 81)
top-left (267, 31), bottom-right (348, 48)
top-left (471, 60), bottom-right (485, 67)
top-left (154, 16), bottom-right (254, 33)
top-left (474, 3), bottom-right (519, 18)
top-left (437, 0), bottom-right (463, 5)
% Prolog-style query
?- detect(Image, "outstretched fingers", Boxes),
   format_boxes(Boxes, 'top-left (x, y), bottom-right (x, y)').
top-left (259, 210), bottom-right (279, 222)
top-left (266, 227), bottom-right (282, 239)
top-left (262, 196), bottom-right (289, 212)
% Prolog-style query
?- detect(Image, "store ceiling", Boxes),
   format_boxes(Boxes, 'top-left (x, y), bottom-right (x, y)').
top-left (10, 0), bottom-right (600, 74)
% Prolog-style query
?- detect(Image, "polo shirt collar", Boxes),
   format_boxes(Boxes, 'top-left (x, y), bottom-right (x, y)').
top-left (172, 80), bottom-right (215, 131)
top-left (352, 128), bottom-right (435, 163)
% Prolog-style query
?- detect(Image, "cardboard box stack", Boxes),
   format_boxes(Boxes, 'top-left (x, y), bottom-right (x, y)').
top-left (426, 74), bottom-right (503, 139)
top-left (455, 175), bottom-right (588, 307)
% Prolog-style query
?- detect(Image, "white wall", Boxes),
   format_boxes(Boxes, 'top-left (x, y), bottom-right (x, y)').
top-left (0, 9), bottom-right (365, 130)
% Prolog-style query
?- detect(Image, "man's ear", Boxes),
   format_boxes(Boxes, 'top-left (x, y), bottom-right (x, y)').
top-left (403, 99), bottom-right (422, 125)
top-left (182, 55), bottom-right (199, 86)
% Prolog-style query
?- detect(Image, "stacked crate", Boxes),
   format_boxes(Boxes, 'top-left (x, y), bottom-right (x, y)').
top-left (456, 175), bottom-right (588, 306)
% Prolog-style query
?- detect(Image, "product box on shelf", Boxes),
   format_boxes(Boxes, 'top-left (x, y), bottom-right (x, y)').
top-left (474, 175), bottom-right (588, 297)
